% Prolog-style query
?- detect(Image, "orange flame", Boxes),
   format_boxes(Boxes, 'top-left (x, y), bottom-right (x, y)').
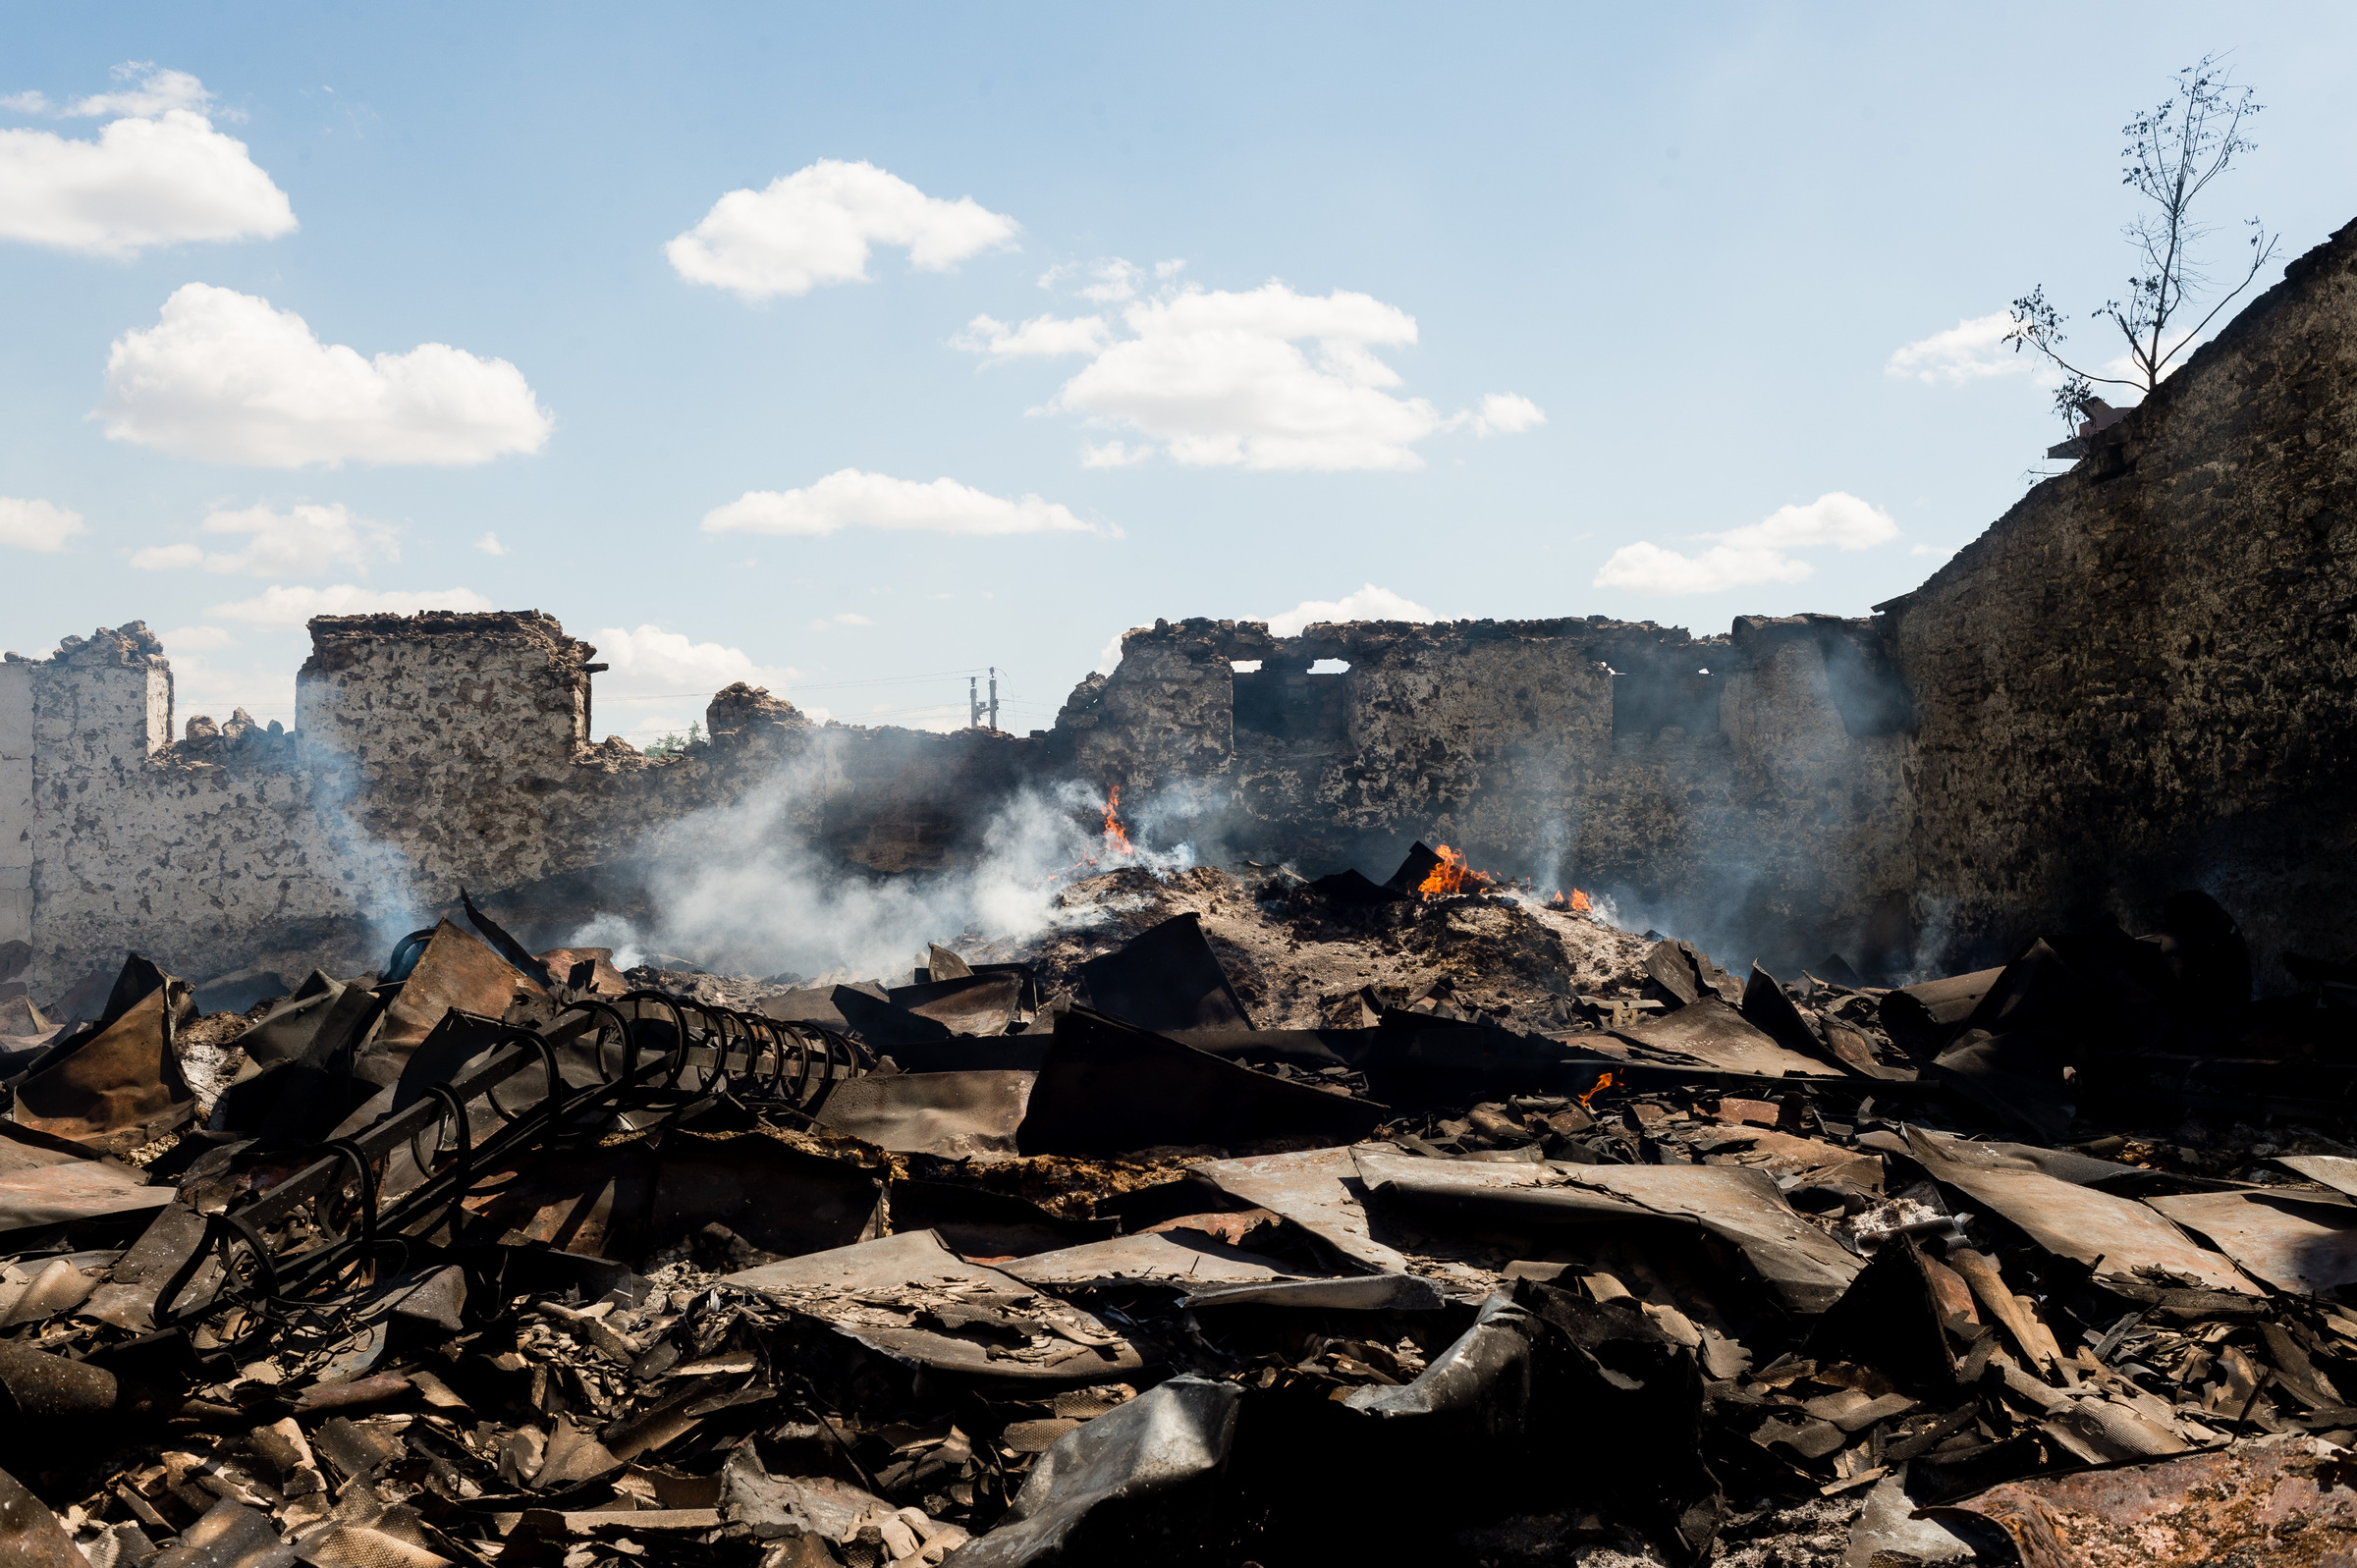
top-left (1570, 888), bottom-right (1592, 913)
top-left (1414, 844), bottom-right (1494, 899)
top-left (1576, 1069), bottom-right (1617, 1106)
top-left (1103, 784), bottom-right (1134, 856)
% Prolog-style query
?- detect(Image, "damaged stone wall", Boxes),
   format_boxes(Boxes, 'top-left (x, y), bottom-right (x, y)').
top-left (1059, 611), bottom-right (1915, 970)
top-left (8, 220), bottom-right (2354, 997)
top-left (1881, 215), bottom-right (2357, 977)
top-left (0, 613), bottom-right (1039, 999)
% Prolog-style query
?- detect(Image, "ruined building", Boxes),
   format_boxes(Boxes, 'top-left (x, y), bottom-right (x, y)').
top-left (5, 217), bottom-right (2353, 1000)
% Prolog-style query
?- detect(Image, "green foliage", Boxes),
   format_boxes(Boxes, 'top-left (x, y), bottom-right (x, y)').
top-left (642, 720), bottom-right (703, 757)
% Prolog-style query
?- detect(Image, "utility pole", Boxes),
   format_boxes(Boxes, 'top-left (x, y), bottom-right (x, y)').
top-left (968, 676), bottom-right (982, 730)
top-left (988, 667), bottom-right (1000, 731)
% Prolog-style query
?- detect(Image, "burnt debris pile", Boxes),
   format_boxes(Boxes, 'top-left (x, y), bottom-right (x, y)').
top-left (1, 858), bottom-right (2356, 1567)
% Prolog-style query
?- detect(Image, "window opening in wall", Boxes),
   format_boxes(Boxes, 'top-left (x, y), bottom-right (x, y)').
top-left (1231, 660), bottom-right (1263, 673)
top-left (1233, 656), bottom-right (1350, 742)
top-left (1610, 663), bottom-right (1724, 741)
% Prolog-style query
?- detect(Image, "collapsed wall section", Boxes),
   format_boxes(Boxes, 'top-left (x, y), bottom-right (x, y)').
top-left (1070, 612), bottom-right (1917, 969)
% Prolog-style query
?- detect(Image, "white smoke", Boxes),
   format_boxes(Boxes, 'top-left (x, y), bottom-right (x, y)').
top-left (569, 753), bottom-right (1194, 982)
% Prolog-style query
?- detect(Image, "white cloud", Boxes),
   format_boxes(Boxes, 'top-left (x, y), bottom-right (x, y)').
top-left (1094, 627), bottom-right (1134, 676)
top-left (961, 271), bottom-right (1544, 471)
top-left (1592, 492), bottom-right (1899, 595)
top-left (702, 469), bottom-right (1105, 537)
top-left (208, 583), bottom-right (495, 629)
top-left (158, 623), bottom-right (236, 651)
top-left (161, 647), bottom-right (296, 728)
top-left (1886, 311), bottom-right (2031, 385)
top-left (1592, 541), bottom-right (1815, 595)
top-left (0, 496), bottom-right (86, 551)
top-left (1471, 392), bottom-right (1546, 436)
top-left (1719, 492), bottom-right (1899, 552)
top-left (0, 66), bottom-right (292, 258)
top-left (1039, 259), bottom-right (1145, 303)
top-left (474, 531), bottom-right (509, 556)
top-left (1079, 440), bottom-right (1152, 468)
top-left (45, 63), bottom-right (218, 119)
top-left (99, 284), bottom-right (554, 466)
top-left (666, 158), bottom-right (1018, 301)
top-left (130, 501), bottom-right (398, 577)
top-left (951, 312), bottom-right (1114, 358)
top-left (588, 622), bottom-right (806, 741)
top-left (1265, 583), bottom-right (1437, 637)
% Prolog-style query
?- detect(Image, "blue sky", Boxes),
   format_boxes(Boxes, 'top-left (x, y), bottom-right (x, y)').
top-left (4, 3), bottom-right (2352, 743)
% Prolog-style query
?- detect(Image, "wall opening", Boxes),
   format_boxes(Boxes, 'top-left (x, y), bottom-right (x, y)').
top-left (1233, 656), bottom-right (1349, 742)
top-left (1611, 665), bottom-right (1723, 741)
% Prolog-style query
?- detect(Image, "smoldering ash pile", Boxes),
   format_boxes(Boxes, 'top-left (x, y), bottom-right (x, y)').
top-left (0, 222), bottom-right (2354, 1564)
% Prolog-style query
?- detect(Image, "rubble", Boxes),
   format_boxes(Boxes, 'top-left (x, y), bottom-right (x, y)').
top-left (0, 839), bottom-right (2355, 1567)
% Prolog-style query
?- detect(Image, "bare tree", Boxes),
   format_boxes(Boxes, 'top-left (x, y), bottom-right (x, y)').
top-left (2006, 55), bottom-right (2279, 431)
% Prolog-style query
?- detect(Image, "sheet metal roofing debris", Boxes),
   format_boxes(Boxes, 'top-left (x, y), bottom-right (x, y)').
top-left (0, 861), bottom-right (2353, 1564)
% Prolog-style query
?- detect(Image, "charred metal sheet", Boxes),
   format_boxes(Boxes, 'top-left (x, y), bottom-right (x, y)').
top-left (887, 973), bottom-right (1023, 1036)
top-left (1354, 1148), bottom-right (1863, 1315)
top-left (1935, 1439), bottom-right (2357, 1568)
top-left (1307, 868), bottom-right (1403, 905)
top-left (1188, 1272), bottom-right (1445, 1311)
top-left (1609, 996), bottom-right (1831, 1080)
top-left (0, 1464), bottom-right (84, 1568)
top-left (760, 985), bottom-right (855, 1032)
top-left (1004, 1231), bottom-right (1297, 1289)
top-left (649, 1131), bottom-right (889, 1259)
top-left (724, 1228), bottom-right (1147, 1383)
top-left (1016, 1008), bottom-right (1385, 1157)
top-left (0, 1339), bottom-right (165, 1418)
top-left (535, 944), bottom-right (631, 996)
top-left (462, 1144), bottom-right (657, 1257)
top-left (1840, 1467), bottom-right (1987, 1568)
top-left (1740, 963), bottom-right (1853, 1071)
top-left (1905, 1127), bottom-right (2259, 1294)
top-left (1169, 1028), bottom-right (1358, 1070)
top-left (371, 919), bottom-right (538, 1067)
top-left (953, 1376), bottom-right (1240, 1567)
top-left (13, 979), bottom-right (193, 1149)
top-left (831, 985), bottom-right (959, 1048)
top-left (1339, 1290), bottom-right (1531, 1419)
top-left (1642, 938), bottom-right (1741, 1008)
top-left (2277, 1153), bottom-right (2357, 1198)
top-left (148, 1498), bottom-right (299, 1568)
top-left (1929, 1028), bottom-right (2074, 1143)
top-left (816, 1068), bottom-right (1032, 1156)
top-left (0, 1121), bottom-right (172, 1234)
top-left (461, 887), bottom-right (557, 990)
top-left (1383, 841), bottom-right (1443, 893)
top-left (1878, 968), bottom-right (2004, 1054)
top-left (2143, 1190), bottom-right (2357, 1296)
top-left (1193, 1145), bottom-right (1407, 1272)
top-left (78, 1200), bottom-right (211, 1330)
top-left (890, 1179), bottom-right (1115, 1261)
top-left (1891, 1127), bottom-right (2144, 1188)
top-left (1074, 912), bottom-right (1254, 1033)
